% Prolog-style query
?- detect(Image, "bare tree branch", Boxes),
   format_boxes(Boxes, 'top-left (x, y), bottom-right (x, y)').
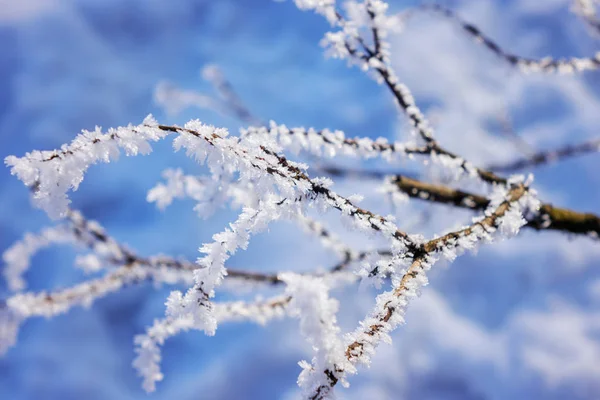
top-left (421, 4), bottom-right (600, 73)
top-left (311, 183), bottom-right (531, 398)
top-left (488, 138), bottom-right (600, 172)
top-left (389, 175), bottom-right (600, 238)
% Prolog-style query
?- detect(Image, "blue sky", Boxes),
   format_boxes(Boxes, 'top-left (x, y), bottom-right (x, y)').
top-left (1, 0), bottom-right (600, 399)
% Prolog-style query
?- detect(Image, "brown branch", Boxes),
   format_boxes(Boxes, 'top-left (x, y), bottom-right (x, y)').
top-left (389, 175), bottom-right (600, 237)
top-left (314, 163), bottom-right (600, 238)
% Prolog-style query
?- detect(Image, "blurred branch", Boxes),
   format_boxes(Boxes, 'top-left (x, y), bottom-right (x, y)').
top-left (572, 0), bottom-right (600, 37)
top-left (495, 110), bottom-right (535, 156)
top-left (419, 4), bottom-right (600, 73)
top-left (65, 207), bottom-right (389, 285)
top-left (154, 64), bottom-right (263, 126)
top-left (201, 64), bottom-right (264, 126)
top-left (488, 138), bottom-right (600, 172)
top-left (316, 164), bottom-right (417, 180)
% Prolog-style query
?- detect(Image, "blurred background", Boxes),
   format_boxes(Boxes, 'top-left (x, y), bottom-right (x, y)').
top-left (1, 0), bottom-right (600, 399)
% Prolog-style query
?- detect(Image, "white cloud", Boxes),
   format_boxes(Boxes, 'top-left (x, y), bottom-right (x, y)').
top-left (509, 300), bottom-right (600, 389)
top-left (0, 0), bottom-right (62, 23)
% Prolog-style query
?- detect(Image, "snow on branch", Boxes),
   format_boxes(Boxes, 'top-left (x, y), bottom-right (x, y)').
top-left (0, 263), bottom-right (191, 356)
top-left (386, 175), bottom-right (600, 238)
top-left (147, 168), bottom-right (356, 260)
top-left (421, 4), bottom-right (600, 73)
top-left (2, 224), bottom-right (75, 292)
top-left (307, 178), bottom-right (540, 398)
top-left (294, 0), bottom-right (339, 25)
top-left (133, 295), bottom-right (291, 392)
top-left (571, 0), bottom-right (600, 36)
top-left (163, 196), bottom-right (301, 336)
top-left (3, 1), bottom-right (600, 398)
top-left (2, 207), bottom-right (168, 294)
top-left (5, 115), bottom-right (168, 219)
top-left (254, 120), bottom-right (506, 185)
top-left (295, 3), bottom-right (511, 186)
top-left (280, 273), bottom-right (352, 398)
top-left (244, 122), bottom-right (424, 161)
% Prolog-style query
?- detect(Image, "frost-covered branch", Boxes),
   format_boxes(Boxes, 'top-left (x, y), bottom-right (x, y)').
top-left (2, 207), bottom-right (156, 293)
top-left (147, 168), bottom-right (356, 260)
top-left (1, 206), bottom-right (293, 292)
top-left (422, 4), bottom-right (600, 73)
top-left (0, 262), bottom-right (192, 356)
top-left (387, 175), bottom-right (600, 239)
top-left (281, 273), bottom-right (351, 399)
top-left (309, 167), bottom-right (600, 239)
top-left (133, 294), bottom-right (291, 392)
top-left (6, 117), bottom-right (412, 249)
top-left (132, 249), bottom-right (390, 393)
top-left (308, 179), bottom-right (538, 398)
top-left (2, 224), bottom-right (75, 292)
top-left (250, 122), bottom-right (506, 185)
top-left (5, 111), bottom-right (419, 390)
top-left (572, 0), bottom-right (600, 36)
top-left (4, 1), bottom-right (598, 398)
top-left (5, 116), bottom-right (169, 219)
top-left (294, 3), bottom-right (509, 186)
